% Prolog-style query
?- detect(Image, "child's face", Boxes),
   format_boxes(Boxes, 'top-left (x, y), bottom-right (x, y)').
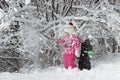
top-left (65, 32), bottom-right (70, 36)
top-left (79, 38), bottom-right (85, 43)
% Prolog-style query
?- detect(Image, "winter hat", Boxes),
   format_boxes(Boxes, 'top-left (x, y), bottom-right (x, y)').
top-left (64, 22), bottom-right (75, 34)
top-left (82, 35), bottom-right (88, 40)
top-left (78, 32), bottom-right (87, 40)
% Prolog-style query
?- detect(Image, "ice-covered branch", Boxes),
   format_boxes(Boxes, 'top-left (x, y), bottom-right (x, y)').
top-left (0, 56), bottom-right (28, 60)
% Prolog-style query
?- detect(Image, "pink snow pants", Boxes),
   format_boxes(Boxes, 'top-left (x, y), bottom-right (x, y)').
top-left (62, 53), bottom-right (76, 69)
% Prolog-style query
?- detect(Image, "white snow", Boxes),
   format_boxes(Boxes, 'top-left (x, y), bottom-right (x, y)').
top-left (25, 0), bottom-right (31, 5)
top-left (5, 0), bottom-right (10, 1)
top-left (0, 56), bottom-right (120, 80)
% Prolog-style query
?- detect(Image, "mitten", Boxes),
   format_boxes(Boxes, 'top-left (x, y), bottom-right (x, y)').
top-left (75, 50), bottom-right (80, 57)
top-left (87, 51), bottom-right (94, 58)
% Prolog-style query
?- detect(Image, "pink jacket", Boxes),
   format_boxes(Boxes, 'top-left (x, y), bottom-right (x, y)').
top-left (56, 34), bottom-right (80, 56)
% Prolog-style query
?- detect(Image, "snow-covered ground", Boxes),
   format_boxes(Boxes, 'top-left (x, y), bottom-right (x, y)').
top-left (0, 54), bottom-right (120, 80)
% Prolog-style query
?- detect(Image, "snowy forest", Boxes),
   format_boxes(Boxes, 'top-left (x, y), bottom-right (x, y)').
top-left (0, 0), bottom-right (120, 73)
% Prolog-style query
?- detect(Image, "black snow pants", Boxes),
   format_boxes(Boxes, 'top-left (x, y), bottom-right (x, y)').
top-left (78, 52), bottom-right (91, 70)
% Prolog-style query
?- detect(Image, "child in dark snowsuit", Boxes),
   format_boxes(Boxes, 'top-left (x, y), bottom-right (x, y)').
top-left (78, 39), bottom-right (92, 70)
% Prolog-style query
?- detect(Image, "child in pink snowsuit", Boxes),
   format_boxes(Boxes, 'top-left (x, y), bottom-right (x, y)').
top-left (56, 22), bottom-right (80, 69)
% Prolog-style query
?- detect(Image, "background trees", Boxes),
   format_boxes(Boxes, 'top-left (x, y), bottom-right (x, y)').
top-left (0, 0), bottom-right (120, 72)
